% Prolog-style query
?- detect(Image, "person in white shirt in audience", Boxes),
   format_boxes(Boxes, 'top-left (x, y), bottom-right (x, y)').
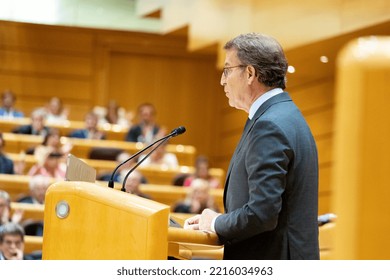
top-left (138, 141), bottom-right (178, 169)
top-left (44, 97), bottom-right (69, 124)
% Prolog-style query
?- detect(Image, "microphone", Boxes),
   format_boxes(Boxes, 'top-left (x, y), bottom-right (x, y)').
top-left (107, 126), bottom-right (186, 188)
top-left (120, 126), bottom-right (186, 192)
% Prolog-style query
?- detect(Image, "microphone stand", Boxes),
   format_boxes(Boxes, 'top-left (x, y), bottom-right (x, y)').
top-left (120, 136), bottom-right (172, 192)
top-left (108, 126), bottom-right (185, 189)
top-left (108, 135), bottom-right (171, 188)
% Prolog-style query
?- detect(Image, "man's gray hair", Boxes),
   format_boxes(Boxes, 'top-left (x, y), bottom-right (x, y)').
top-left (224, 33), bottom-right (288, 89)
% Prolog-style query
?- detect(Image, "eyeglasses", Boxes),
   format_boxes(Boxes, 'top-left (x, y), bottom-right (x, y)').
top-left (222, 65), bottom-right (247, 77)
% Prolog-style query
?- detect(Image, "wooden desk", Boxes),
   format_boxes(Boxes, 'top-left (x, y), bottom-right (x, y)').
top-left (2, 132), bottom-right (196, 166)
top-left (10, 202), bottom-right (44, 221)
top-left (0, 174), bottom-right (225, 211)
top-left (100, 181), bottom-right (225, 211)
top-left (6, 153), bottom-right (225, 186)
top-left (319, 222), bottom-right (335, 260)
top-left (24, 235), bottom-right (43, 254)
top-left (0, 117), bottom-right (127, 140)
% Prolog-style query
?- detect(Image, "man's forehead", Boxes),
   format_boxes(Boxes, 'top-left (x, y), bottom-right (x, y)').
top-left (3, 234), bottom-right (23, 241)
top-left (224, 49), bottom-right (239, 65)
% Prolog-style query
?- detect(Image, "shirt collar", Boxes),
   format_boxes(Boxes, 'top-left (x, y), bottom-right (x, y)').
top-left (248, 88), bottom-right (283, 119)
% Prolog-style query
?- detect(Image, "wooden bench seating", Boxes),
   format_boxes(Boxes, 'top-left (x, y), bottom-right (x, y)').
top-left (1, 174), bottom-right (224, 211)
top-left (24, 235), bottom-right (43, 254)
top-left (10, 202), bottom-right (44, 221)
top-left (22, 215), bottom-right (336, 259)
top-left (0, 117), bottom-right (127, 141)
top-left (6, 152), bottom-right (225, 186)
top-left (2, 132), bottom-right (196, 166)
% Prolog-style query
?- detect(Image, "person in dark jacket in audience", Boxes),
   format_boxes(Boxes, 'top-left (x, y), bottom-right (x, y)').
top-left (68, 111), bottom-right (106, 140)
top-left (0, 222), bottom-right (40, 260)
top-left (0, 133), bottom-right (14, 174)
top-left (0, 90), bottom-right (24, 119)
top-left (12, 109), bottom-right (49, 136)
top-left (125, 103), bottom-right (162, 144)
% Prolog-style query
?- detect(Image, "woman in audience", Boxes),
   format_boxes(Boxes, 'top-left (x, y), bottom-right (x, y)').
top-left (183, 155), bottom-right (221, 189)
top-left (32, 128), bottom-right (72, 158)
top-left (174, 178), bottom-right (218, 214)
top-left (44, 97), bottom-right (69, 124)
top-left (28, 151), bottom-right (66, 179)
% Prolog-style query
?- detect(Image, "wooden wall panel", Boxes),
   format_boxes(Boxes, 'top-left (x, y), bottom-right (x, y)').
top-left (0, 49), bottom-right (91, 76)
top-left (107, 51), bottom-right (220, 158)
top-left (0, 21), bottom-right (94, 53)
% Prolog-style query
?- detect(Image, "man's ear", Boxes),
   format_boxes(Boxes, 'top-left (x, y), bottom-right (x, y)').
top-left (247, 66), bottom-right (256, 84)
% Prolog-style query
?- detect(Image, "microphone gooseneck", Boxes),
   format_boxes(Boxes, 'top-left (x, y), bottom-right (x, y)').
top-left (108, 126), bottom-right (186, 189)
top-left (120, 126), bottom-right (186, 192)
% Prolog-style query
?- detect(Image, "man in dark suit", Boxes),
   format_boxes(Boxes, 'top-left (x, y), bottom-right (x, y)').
top-left (184, 33), bottom-right (319, 260)
top-left (68, 111), bottom-right (105, 140)
top-left (12, 109), bottom-right (50, 136)
top-left (125, 103), bottom-right (161, 144)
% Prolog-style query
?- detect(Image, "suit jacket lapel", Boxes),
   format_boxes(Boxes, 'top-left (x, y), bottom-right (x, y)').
top-left (223, 92), bottom-right (292, 209)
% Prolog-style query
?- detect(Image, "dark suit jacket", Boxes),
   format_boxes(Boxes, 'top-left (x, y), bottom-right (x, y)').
top-left (68, 129), bottom-right (106, 140)
top-left (0, 154), bottom-right (14, 174)
top-left (215, 92), bottom-right (319, 260)
top-left (125, 124), bottom-right (159, 142)
top-left (12, 125), bottom-right (50, 136)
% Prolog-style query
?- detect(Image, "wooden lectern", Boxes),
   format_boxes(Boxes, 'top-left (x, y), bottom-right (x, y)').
top-left (42, 181), bottom-right (222, 259)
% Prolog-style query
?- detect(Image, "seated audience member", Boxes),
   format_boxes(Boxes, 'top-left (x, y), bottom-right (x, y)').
top-left (95, 100), bottom-right (131, 128)
top-left (0, 190), bottom-right (23, 226)
top-left (138, 141), bottom-right (178, 169)
top-left (125, 103), bottom-right (163, 144)
top-left (12, 109), bottom-right (49, 136)
top-left (68, 111), bottom-right (106, 140)
top-left (31, 128), bottom-right (72, 158)
top-left (122, 170), bottom-right (151, 200)
top-left (0, 133), bottom-right (14, 174)
top-left (0, 90), bottom-right (24, 119)
top-left (173, 179), bottom-right (218, 214)
top-left (28, 151), bottom-right (66, 179)
top-left (0, 222), bottom-right (37, 260)
top-left (97, 151), bottom-right (133, 182)
top-left (183, 155), bottom-right (220, 189)
top-left (44, 97), bottom-right (69, 124)
top-left (0, 133), bottom-right (25, 175)
top-left (98, 152), bottom-right (148, 184)
top-left (17, 175), bottom-right (51, 204)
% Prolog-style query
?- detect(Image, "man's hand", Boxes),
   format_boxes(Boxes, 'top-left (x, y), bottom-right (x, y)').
top-left (198, 209), bottom-right (220, 232)
top-left (184, 214), bottom-right (200, 230)
top-left (184, 209), bottom-right (221, 232)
